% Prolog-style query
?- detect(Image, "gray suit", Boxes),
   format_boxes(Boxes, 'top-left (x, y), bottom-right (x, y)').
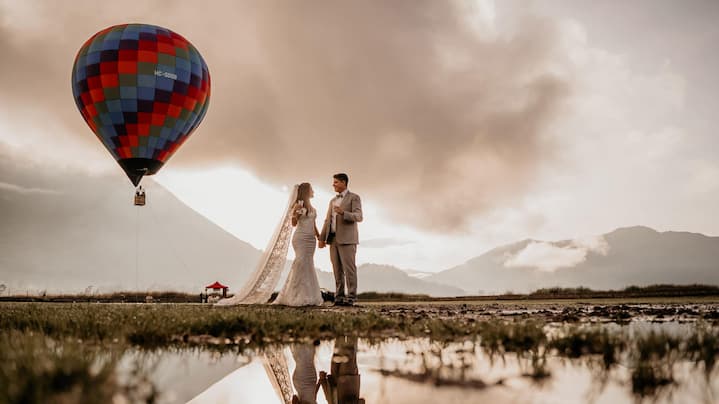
top-left (320, 191), bottom-right (362, 301)
top-left (320, 336), bottom-right (363, 404)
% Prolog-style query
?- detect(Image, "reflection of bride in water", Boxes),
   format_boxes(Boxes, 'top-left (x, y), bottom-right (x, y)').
top-left (263, 344), bottom-right (320, 404)
top-left (190, 340), bottom-right (363, 403)
top-left (263, 338), bottom-right (363, 404)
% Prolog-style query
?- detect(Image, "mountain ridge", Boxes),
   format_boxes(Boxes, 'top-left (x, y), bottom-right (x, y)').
top-left (428, 225), bottom-right (719, 294)
top-left (0, 155), bottom-right (465, 296)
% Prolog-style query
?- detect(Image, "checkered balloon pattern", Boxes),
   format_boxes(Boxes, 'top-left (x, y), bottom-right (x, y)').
top-left (71, 24), bottom-right (210, 185)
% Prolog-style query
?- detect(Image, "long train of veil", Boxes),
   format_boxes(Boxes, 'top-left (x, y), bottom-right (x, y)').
top-left (262, 347), bottom-right (294, 404)
top-left (215, 184), bottom-right (298, 305)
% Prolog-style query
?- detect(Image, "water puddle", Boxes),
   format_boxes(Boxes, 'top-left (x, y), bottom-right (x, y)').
top-left (111, 322), bottom-right (718, 403)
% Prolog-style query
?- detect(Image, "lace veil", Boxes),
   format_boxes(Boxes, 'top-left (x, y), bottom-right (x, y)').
top-left (216, 184), bottom-right (298, 305)
top-left (262, 347), bottom-right (294, 404)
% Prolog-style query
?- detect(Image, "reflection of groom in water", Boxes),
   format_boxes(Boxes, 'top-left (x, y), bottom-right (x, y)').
top-left (319, 173), bottom-right (363, 306)
top-left (319, 336), bottom-right (364, 404)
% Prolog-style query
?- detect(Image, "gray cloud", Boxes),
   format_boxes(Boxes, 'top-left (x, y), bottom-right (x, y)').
top-left (0, 181), bottom-right (61, 195)
top-left (0, 1), bottom-right (571, 232)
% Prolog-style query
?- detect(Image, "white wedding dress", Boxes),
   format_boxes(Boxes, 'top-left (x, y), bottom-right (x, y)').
top-left (274, 208), bottom-right (324, 306)
top-left (216, 185), bottom-right (323, 306)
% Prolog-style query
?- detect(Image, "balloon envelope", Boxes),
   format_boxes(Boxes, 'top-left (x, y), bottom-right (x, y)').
top-left (71, 24), bottom-right (210, 186)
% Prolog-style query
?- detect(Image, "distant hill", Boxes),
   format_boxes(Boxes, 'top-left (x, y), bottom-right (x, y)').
top-left (0, 152), bottom-right (464, 296)
top-left (6, 148), bottom-right (717, 297)
top-left (0, 156), bottom-right (261, 293)
top-left (316, 264), bottom-right (464, 297)
top-left (428, 226), bottom-right (719, 294)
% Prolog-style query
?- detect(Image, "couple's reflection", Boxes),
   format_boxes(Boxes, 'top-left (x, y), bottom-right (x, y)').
top-left (319, 336), bottom-right (364, 404)
top-left (263, 336), bottom-right (364, 404)
top-left (290, 344), bottom-right (319, 404)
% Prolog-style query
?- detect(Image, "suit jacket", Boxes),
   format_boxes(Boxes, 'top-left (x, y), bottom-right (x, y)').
top-left (319, 337), bottom-right (363, 404)
top-left (320, 374), bottom-right (362, 404)
top-left (320, 191), bottom-right (362, 245)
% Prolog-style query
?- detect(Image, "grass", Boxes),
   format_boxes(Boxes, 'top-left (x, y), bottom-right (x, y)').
top-left (360, 296), bottom-right (719, 307)
top-left (0, 303), bottom-right (473, 347)
top-left (550, 327), bottom-right (624, 368)
top-left (1, 302), bottom-right (718, 402)
top-left (0, 331), bottom-right (157, 404)
top-left (3, 284), bottom-right (718, 304)
top-left (2, 302), bottom-right (718, 347)
top-left (529, 284), bottom-right (719, 299)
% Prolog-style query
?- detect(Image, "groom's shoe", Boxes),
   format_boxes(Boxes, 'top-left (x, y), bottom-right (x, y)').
top-left (334, 299), bottom-right (354, 307)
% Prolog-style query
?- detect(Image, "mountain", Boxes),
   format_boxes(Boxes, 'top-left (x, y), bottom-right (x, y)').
top-left (428, 226), bottom-right (719, 294)
top-left (0, 151), bottom-right (463, 296)
top-left (316, 264), bottom-right (464, 297)
top-left (0, 156), bottom-right (261, 293)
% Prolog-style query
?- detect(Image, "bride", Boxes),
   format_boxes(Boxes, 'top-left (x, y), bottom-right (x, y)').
top-left (216, 183), bottom-right (324, 306)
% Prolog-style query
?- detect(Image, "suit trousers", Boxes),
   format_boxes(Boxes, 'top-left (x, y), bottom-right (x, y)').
top-left (331, 336), bottom-right (360, 402)
top-left (329, 242), bottom-right (357, 301)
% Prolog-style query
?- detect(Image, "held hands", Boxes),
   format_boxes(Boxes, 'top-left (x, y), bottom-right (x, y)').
top-left (318, 240), bottom-right (326, 248)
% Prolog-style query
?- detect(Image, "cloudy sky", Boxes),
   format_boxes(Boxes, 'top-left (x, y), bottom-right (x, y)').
top-left (1, 0), bottom-right (718, 273)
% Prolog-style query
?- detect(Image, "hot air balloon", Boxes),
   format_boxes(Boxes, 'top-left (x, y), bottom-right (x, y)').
top-left (71, 23), bottom-right (210, 187)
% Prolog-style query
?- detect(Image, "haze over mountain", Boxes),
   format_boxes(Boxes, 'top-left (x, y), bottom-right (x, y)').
top-left (3, 145), bottom-right (718, 297)
top-left (429, 226), bottom-right (719, 294)
top-left (5, 151), bottom-right (719, 298)
top-left (0, 152), bottom-right (463, 296)
top-left (0, 153), bottom-right (261, 293)
top-left (316, 264), bottom-right (463, 297)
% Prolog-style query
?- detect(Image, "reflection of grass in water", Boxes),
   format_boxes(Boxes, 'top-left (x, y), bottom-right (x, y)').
top-left (0, 331), bottom-right (157, 404)
top-left (0, 330), bottom-right (114, 403)
top-left (550, 324), bottom-right (719, 398)
top-left (550, 327), bottom-right (625, 368)
top-left (476, 320), bottom-right (550, 379)
top-left (686, 325), bottom-right (719, 375)
top-left (631, 331), bottom-right (680, 396)
top-left (378, 325), bottom-right (717, 398)
top-left (630, 325), bottom-right (719, 398)
top-left (478, 320), bottom-right (546, 355)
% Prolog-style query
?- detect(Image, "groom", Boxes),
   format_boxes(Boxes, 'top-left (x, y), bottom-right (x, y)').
top-left (319, 336), bottom-right (364, 403)
top-left (319, 173), bottom-right (363, 306)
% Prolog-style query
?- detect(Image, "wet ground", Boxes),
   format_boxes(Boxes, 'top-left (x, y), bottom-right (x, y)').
top-left (128, 323), bottom-right (719, 404)
top-left (368, 301), bottom-right (719, 323)
top-left (1, 300), bottom-right (718, 403)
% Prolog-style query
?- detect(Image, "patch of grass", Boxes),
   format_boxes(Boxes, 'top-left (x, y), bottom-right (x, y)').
top-left (0, 303), bottom-right (486, 347)
top-left (4, 283), bottom-right (718, 304)
top-left (550, 327), bottom-right (625, 368)
top-left (631, 362), bottom-right (673, 396)
top-left (530, 284), bottom-right (719, 299)
top-left (477, 320), bottom-right (546, 355)
top-left (685, 325), bottom-right (719, 375)
top-left (0, 331), bottom-right (155, 404)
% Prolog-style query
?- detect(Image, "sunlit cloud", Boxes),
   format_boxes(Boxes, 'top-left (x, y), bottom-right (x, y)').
top-left (503, 236), bottom-right (609, 272)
